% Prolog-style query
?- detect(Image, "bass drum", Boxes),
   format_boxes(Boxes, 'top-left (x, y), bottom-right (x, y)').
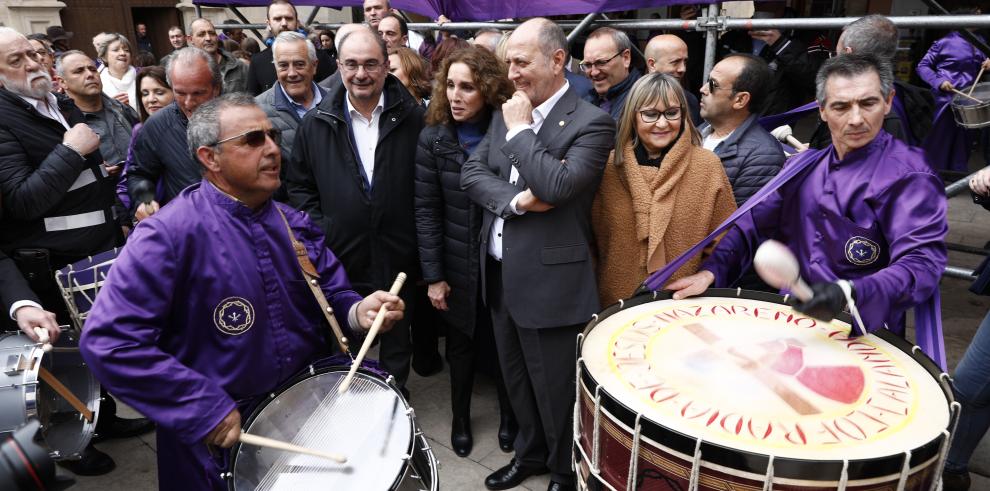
top-left (0, 331), bottom-right (101, 460)
top-left (574, 289), bottom-right (958, 491)
top-left (228, 358), bottom-right (438, 490)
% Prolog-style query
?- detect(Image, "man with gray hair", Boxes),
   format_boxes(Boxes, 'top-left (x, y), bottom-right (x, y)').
top-left (472, 28), bottom-right (502, 52)
top-left (256, 31), bottom-right (326, 198)
top-left (129, 47), bottom-right (221, 221)
top-left (671, 54), bottom-right (947, 370)
top-left (81, 92), bottom-right (405, 490)
top-left (580, 26), bottom-right (640, 120)
top-left (461, 17), bottom-right (615, 491)
top-left (808, 14), bottom-right (934, 149)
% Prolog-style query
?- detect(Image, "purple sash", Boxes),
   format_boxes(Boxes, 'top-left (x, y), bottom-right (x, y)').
top-left (642, 148), bottom-right (947, 370)
top-left (758, 101), bottom-right (819, 131)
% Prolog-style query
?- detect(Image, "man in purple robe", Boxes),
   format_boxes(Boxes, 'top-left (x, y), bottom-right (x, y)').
top-left (79, 93), bottom-right (406, 490)
top-left (917, 22), bottom-right (990, 172)
top-left (669, 54), bottom-right (947, 339)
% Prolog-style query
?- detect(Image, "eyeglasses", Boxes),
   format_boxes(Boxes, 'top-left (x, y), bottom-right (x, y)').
top-left (639, 107), bottom-right (682, 123)
top-left (212, 128), bottom-right (282, 147)
top-left (707, 77), bottom-right (732, 93)
top-left (340, 60), bottom-right (384, 73)
top-left (579, 51), bottom-right (625, 72)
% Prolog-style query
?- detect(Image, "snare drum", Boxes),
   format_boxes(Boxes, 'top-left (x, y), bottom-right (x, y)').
top-left (54, 248), bottom-right (120, 331)
top-left (227, 357), bottom-right (438, 490)
top-left (0, 331), bottom-right (101, 460)
top-left (952, 82), bottom-right (990, 129)
top-left (574, 289), bottom-right (957, 491)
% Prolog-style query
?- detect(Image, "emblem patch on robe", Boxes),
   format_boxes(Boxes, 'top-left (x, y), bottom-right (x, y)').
top-left (213, 297), bottom-right (255, 335)
top-left (845, 237), bottom-right (880, 266)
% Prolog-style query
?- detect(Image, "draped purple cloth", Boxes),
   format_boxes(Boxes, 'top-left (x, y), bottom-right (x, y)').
top-left (194, 0), bottom-right (718, 21)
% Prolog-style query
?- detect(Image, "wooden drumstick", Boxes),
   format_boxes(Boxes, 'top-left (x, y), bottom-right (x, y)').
top-left (338, 272), bottom-right (407, 394)
top-left (38, 367), bottom-right (93, 423)
top-left (953, 88), bottom-right (983, 103)
top-left (969, 66), bottom-right (986, 97)
top-left (32, 327), bottom-right (53, 353)
top-left (239, 431), bottom-right (347, 464)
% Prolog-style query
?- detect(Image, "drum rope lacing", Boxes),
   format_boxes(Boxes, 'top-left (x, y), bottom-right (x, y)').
top-left (895, 450), bottom-right (912, 491)
top-left (687, 438), bottom-right (703, 491)
top-left (837, 460), bottom-right (849, 491)
top-left (592, 386), bottom-right (603, 473)
top-left (761, 455), bottom-right (775, 491)
top-left (624, 415), bottom-right (643, 491)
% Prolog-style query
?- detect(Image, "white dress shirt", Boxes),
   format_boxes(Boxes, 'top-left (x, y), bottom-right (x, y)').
top-left (19, 92), bottom-right (70, 129)
top-left (489, 81), bottom-right (570, 260)
top-left (345, 92), bottom-right (385, 185)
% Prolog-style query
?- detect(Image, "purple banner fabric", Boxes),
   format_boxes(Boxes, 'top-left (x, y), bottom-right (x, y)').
top-left (194, 0), bottom-right (716, 21)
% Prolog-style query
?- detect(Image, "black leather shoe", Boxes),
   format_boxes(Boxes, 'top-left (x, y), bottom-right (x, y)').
top-left (450, 416), bottom-right (473, 457)
top-left (547, 480), bottom-right (577, 491)
top-left (58, 444), bottom-right (116, 476)
top-left (942, 469), bottom-right (971, 491)
top-left (412, 352), bottom-right (443, 377)
top-left (92, 415), bottom-right (155, 442)
top-left (497, 412), bottom-right (517, 453)
top-left (484, 458), bottom-right (548, 490)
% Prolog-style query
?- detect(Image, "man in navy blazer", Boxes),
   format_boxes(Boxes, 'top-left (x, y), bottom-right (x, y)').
top-left (461, 18), bottom-right (615, 491)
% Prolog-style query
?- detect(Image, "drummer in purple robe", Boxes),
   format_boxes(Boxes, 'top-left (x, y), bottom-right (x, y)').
top-left (669, 53), bottom-right (947, 340)
top-left (79, 93), bottom-right (406, 490)
top-left (916, 14), bottom-right (990, 172)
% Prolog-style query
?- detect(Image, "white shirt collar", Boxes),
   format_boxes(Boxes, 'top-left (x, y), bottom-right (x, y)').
top-left (532, 80), bottom-right (570, 123)
top-left (345, 91), bottom-right (385, 120)
top-left (17, 91), bottom-right (58, 112)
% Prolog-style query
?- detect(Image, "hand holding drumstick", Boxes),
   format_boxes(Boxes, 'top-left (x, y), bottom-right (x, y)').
top-left (339, 273), bottom-right (407, 393)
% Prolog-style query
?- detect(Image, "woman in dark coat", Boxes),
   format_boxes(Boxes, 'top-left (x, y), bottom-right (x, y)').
top-left (414, 46), bottom-right (515, 457)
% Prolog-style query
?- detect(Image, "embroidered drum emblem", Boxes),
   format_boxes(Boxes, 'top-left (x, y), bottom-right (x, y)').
top-left (845, 236), bottom-right (880, 266)
top-left (214, 297), bottom-right (255, 335)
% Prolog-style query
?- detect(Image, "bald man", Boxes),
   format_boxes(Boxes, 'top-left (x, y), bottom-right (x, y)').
top-left (645, 34), bottom-right (701, 125)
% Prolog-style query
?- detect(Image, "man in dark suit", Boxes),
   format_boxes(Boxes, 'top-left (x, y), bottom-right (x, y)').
top-left (1, 249), bottom-right (60, 342)
top-left (461, 18), bottom-right (615, 491)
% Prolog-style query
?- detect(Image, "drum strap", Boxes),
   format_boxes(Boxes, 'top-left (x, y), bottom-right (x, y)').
top-left (275, 207), bottom-right (352, 356)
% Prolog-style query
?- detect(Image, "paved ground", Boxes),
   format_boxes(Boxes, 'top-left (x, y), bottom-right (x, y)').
top-left (62, 168), bottom-right (990, 489)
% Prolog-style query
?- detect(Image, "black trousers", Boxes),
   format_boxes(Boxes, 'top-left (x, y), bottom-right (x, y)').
top-left (376, 285), bottom-right (415, 389)
top-left (486, 257), bottom-right (579, 484)
top-left (446, 290), bottom-right (512, 420)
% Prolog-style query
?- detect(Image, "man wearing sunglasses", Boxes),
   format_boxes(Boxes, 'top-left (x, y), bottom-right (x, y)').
top-left (580, 27), bottom-right (640, 120)
top-left (81, 93), bottom-right (406, 490)
top-left (698, 53), bottom-right (784, 206)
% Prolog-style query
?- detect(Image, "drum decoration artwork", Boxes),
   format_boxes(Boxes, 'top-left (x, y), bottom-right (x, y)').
top-left (574, 289), bottom-right (958, 491)
top-left (0, 331), bottom-right (101, 461)
top-left (227, 357), bottom-right (438, 491)
top-left (54, 248), bottom-right (120, 331)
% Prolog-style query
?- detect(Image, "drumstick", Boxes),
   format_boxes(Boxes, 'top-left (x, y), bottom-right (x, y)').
top-left (239, 431), bottom-right (347, 464)
top-left (38, 367), bottom-right (94, 423)
top-left (952, 88), bottom-right (983, 103)
top-left (32, 327), bottom-right (53, 353)
top-left (338, 272), bottom-right (407, 394)
top-left (969, 66), bottom-right (986, 97)
top-left (753, 240), bottom-right (813, 301)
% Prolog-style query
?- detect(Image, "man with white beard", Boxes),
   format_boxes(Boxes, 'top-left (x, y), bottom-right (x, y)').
top-left (0, 26), bottom-right (144, 476)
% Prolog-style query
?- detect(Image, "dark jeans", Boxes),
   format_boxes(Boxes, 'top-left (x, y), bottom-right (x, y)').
top-left (945, 309), bottom-right (990, 473)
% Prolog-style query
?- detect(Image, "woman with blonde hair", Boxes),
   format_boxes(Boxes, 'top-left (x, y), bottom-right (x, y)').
top-left (593, 73), bottom-right (736, 306)
top-left (93, 32), bottom-right (139, 113)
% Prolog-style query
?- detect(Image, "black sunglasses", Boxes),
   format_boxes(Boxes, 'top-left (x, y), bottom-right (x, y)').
top-left (212, 128), bottom-right (282, 147)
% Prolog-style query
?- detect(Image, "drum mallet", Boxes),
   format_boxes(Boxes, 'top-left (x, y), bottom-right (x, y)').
top-left (969, 66), bottom-right (986, 97)
top-left (339, 272), bottom-right (408, 394)
top-left (32, 327), bottom-right (53, 353)
top-left (239, 431), bottom-right (347, 464)
top-left (770, 125), bottom-right (808, 153)
top-left (753, 240), bottom-right (813, 302)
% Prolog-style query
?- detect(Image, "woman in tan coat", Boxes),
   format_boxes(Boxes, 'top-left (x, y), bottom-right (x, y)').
top-left (593, 73), bottom-right (736, 306)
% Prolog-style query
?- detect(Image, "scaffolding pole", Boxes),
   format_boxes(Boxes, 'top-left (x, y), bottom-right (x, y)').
top-left (702, 3), bottom-right (720, 88)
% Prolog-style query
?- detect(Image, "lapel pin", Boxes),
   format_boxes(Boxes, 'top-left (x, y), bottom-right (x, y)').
top-left (559, 120), bottom-right (565, 127)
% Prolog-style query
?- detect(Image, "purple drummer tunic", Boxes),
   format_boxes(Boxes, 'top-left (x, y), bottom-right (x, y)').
top-left (80, 180), bottom-right (363, 490)
top-left (917, 31), bottom-right (986, 172)
top-left (701, 131), bottom-right (948, 335)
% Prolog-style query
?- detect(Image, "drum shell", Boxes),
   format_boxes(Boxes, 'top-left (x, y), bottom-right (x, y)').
top-left (574, 289), bottom-right (956, 491)
top-left (0, 331), bottom-right (101, 460)
top-left (952, 83), bottom-right (990, 129)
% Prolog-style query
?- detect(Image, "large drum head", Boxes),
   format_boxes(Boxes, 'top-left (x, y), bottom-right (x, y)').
top-left (581, 292), bottom-right (950, 463)
top-left (231, 369), bottom-right (413, 490)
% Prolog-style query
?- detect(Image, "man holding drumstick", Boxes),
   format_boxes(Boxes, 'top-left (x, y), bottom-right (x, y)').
top-left (669, 54), bottom-right (947, 346)
top-left (80, 93), bottom-right (405, 490)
